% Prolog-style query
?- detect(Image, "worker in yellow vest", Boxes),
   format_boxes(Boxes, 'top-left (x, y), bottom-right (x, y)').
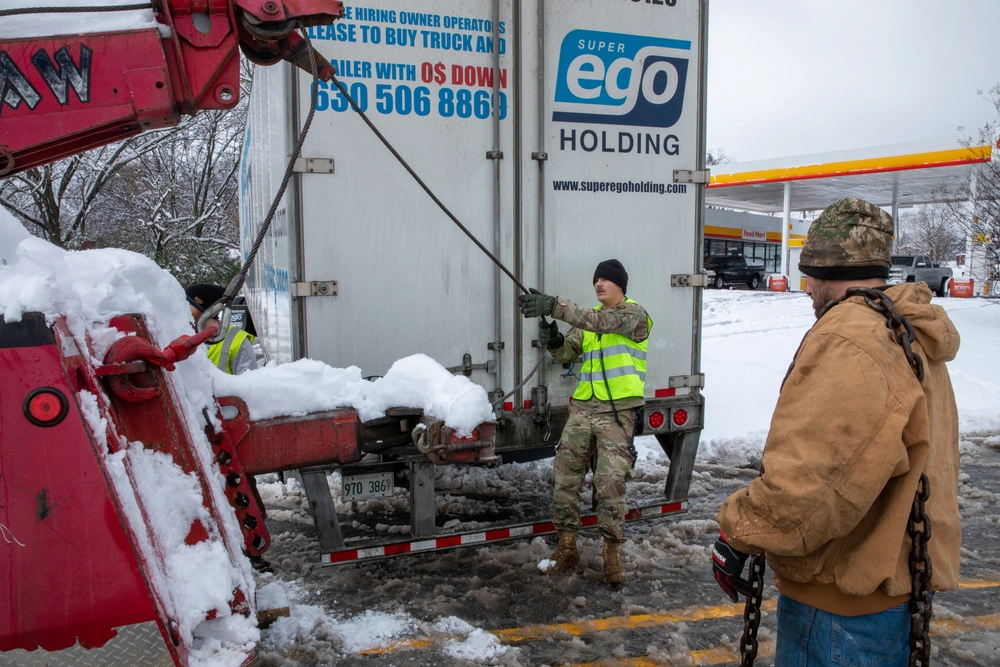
top-left (519, 259), bottom-right (651, 585)
top-left (185, 284), bottom-right (257, 375)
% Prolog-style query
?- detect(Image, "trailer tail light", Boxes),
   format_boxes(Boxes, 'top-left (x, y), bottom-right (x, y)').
top-left (24, 387), bottom-right (69, 427)
top-left (647, 410), bottom-right (665, 430)
top-left (672, 408), bottom-right (689, 427)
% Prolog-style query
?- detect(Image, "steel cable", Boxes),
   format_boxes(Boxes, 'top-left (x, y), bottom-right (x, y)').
top-left (0, 4), bottom-right (152, 17)
top-left (327, 74), bottom-right (529, 296)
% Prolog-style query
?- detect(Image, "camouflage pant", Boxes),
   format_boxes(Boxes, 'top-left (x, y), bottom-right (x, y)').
top-left (553, 403), bottom-right (636, 542)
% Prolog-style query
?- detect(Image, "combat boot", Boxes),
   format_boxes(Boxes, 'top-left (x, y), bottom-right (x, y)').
top-left (546, 530), bottom-right (579, 575)
top-left (603, 539), bottom-right (626, 585)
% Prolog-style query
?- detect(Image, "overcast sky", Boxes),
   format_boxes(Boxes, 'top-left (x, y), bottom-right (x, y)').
top-left (707, 0), bottom-right (1000, 163)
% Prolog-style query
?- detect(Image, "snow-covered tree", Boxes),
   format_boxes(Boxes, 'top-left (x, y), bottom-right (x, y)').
top-left (92, 108), bottom-right (244, 285)
top-left (937, 84), bottom-right (1000, 276)
top-left (0, 131), bottom-right (179, 249)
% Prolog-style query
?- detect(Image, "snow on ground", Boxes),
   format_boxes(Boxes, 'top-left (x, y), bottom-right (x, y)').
top-left (693, 289), bottom-right (1000, 465)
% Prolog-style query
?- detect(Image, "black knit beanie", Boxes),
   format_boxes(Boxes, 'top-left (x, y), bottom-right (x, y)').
top-left (593, 259), bottom-right (628, 294)
top-left (185, 284), bottom-right (226, 312)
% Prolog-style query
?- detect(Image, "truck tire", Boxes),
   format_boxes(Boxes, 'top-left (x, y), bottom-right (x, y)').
top-left (747, 274), bottom-right (760, 290)
top-left (937, 279), bottom-right (948, 298)
top-left (714, 275), bottom-right (724, 289)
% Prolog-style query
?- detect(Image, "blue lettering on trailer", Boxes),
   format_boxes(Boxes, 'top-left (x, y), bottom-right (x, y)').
top-left (552, 30), bottom-right (690, 128)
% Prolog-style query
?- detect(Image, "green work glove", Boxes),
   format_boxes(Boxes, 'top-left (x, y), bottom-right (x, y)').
top-left (518, 288), bottom-right (556, 318)
top-left (539, 320), bottom-right (564, 350)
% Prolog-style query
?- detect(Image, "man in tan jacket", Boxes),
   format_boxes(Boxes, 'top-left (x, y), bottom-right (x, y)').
top-left (711, 198), bottom-right (961, 666)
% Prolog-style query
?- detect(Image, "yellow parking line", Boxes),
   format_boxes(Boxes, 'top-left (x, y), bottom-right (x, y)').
top-left (358, 578), bottom-right (1000, 657)
top-left (358, 601), bottom-right (776, 655)
top-left (958, 578), bottom-right (1000, 589)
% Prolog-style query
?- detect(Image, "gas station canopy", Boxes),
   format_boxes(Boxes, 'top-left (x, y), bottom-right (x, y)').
top-left (705, 139), bottom-right (994, 213)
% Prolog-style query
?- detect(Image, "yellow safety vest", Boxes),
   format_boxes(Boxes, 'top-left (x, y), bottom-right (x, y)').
top-left (206, 327), bottom-right (254, 375)
top-left (572, 298), bottom-right (651, 402)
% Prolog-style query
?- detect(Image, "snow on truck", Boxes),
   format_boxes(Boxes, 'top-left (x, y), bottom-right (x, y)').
top-left (0, 0), bottom-right (708, 665)
top-left (240, 0), bottom-right (709, 561)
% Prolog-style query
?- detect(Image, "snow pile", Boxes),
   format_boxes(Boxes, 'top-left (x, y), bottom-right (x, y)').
top-left (260, 581), bottom-right (514, 665)
top-left (444, 628), bottom-right (510, 662)
top-left (213, 353), bottom-right (495, 435)
top-left (1, 1), bottom-right (159, 39)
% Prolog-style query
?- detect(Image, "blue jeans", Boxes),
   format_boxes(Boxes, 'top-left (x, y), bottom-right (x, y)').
top-left (774, 594), bottom-right (910, 667)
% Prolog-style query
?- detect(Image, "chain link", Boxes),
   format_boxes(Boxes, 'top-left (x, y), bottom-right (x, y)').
top-left (817, 287), bottom-right (925, 382)
top-left (908, 472), bottom-right (933, 667)
top-left (739, 554), bottom-right (767, 667)
top-left (750, 287), bottom-right (931, 666)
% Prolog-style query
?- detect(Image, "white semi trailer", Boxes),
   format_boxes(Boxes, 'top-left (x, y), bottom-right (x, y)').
top-left (239, 0), bottom-right (710, 563)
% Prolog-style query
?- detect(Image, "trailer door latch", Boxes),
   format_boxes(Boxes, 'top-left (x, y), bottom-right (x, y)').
top-left (671, 274), bottom-right (707, 288)
top-left (292, 281), bottom-right (338, 297)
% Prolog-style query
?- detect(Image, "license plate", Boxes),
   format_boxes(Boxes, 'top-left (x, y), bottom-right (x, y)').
top-left (341, 472), bottom-right (394, 502)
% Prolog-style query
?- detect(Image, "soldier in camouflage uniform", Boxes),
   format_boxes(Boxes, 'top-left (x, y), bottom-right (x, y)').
top-left (519, 259), bottom-right (651, 585)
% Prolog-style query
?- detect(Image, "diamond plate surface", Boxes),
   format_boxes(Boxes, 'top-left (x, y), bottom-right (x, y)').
top-left (1, 621), bottom-right (175, 667)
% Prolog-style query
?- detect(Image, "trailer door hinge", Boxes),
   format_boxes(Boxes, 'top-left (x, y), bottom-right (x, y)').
top-left (669, 374), bottom-right (705, 389)
top-left (292, 281), bottom-right (338, 297)
top-left (673, 169), bottom-right (710, 184)
top-left (531, 151), bottom-right (548, 161)
top-left (671, 274), bottom-right (707, 288)
top-left (293, 158), bottom-right (335, 174)
top-left (486, 150), bottom-right (504, 160)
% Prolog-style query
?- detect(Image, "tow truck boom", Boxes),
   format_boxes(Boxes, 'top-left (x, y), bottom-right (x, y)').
top-left (0, 0), bottom-right (341, 177)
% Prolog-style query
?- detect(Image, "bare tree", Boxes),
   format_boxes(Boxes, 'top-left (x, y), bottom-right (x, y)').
top-left (937, 84), bottom-right (1000, 276)
top-left (93, 108), bottom-right (244, 284)
top-left (707, 148), bottom-right (735, 167)
top-left (0, 131), bottom-right (181, 249)
top-left (896, 205), bottom-right (965, 264)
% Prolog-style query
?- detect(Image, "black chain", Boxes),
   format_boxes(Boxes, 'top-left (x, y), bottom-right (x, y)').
top-left (908, 472), bottom-right (933, 667)
top-left (819, 287), bottom-right (934, 665)
top-left (817, 287), bottom-right (925, 382)
top-left (739, 554), bottom-right (767, 667)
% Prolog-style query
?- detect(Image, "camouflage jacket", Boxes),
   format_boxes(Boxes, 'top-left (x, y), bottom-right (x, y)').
top-left (549, 297), bottom-right (650, 411)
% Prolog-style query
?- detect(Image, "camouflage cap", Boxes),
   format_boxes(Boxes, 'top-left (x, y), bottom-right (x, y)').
top-left (799, 198), bottom-right (893, 280)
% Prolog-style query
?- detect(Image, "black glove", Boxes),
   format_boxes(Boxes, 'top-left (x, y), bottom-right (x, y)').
top-left (538, 320), bottom-right (564, 350)
top-left (518, 288), bottom-right (557, 318)
top-left (711, 532), bottom-right (753, 602)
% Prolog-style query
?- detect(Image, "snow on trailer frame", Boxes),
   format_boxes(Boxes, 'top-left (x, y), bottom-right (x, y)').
top-left (240, 0), bottom-right (710, 556)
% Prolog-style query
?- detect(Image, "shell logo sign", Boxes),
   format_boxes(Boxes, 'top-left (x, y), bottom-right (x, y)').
top-left (949, 278), bottom-right (974, 298)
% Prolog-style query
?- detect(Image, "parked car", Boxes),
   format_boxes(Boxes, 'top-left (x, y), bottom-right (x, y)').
top-left (704, 255), bottom-right (764, 290)
top-left (888, 255), bottom-right (953, 297)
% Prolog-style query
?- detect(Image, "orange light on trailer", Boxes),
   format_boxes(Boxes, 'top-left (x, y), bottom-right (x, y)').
top-left (672, 408), bottom-right (689, 427)
top-left (647, 411), bottom-right (665, 429)
top-left (24, 388), bottom-right (69, 427)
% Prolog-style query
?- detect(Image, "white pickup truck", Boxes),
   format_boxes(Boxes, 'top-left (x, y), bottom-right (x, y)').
top-left (888, 255), bottom-right (953, 297)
